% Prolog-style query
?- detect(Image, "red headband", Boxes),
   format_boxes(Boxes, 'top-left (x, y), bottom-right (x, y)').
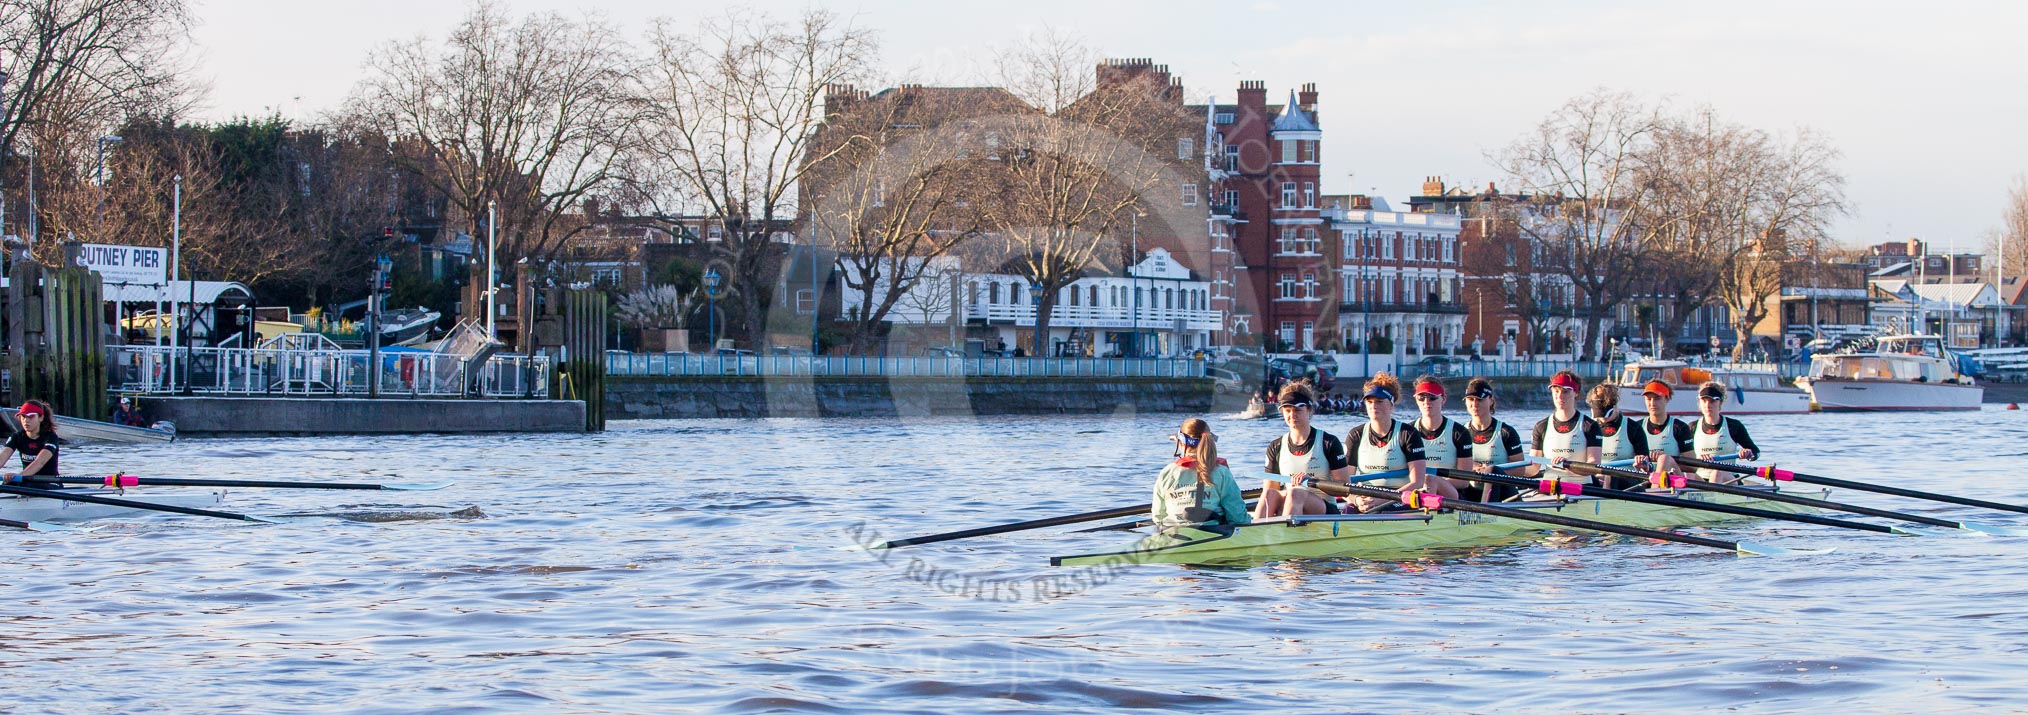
top-left (1549, 373), bottom-right (1580, 391)
top-left (1642, 380), bottom-right (1674, 398)
top-left (1413, 381), bottom-right (1445, 397)
top-left (16, 402), bottom-right (47, 419)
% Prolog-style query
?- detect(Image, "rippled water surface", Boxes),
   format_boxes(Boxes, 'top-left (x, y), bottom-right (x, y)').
top-left (5, 406), bottom-right (2028, 713)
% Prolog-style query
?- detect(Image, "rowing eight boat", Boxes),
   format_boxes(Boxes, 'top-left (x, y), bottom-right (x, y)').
top-left (1050, 486), bottom-right (1823, 567)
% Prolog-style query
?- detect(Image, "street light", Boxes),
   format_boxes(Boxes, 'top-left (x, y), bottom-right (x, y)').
top-left (0, 69), bottom-right (9, 241)
top-left (704, 267), bottom-right (722, 353)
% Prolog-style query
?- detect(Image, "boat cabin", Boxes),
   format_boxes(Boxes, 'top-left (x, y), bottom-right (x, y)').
top-left (1622, 361), bottom-right (1785, 391)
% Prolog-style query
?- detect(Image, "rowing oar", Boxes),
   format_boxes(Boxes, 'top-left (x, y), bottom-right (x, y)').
top-left (1562, 461), bottom-right (2026, 536)
top-left (0, 516), bottom-right (67, 532)
top-left (26, 474), bottom-right (454, 491)
top-left (1429, 467), bottom-right (1919, 536)
top-left (1674, 456), bottom-right (2028, 517)
top-left (0, 484), bottom-right (284, 524)
top-left (876, 468), bottom-right (1413, 549)
top-left (1306, 481), bottom-right (1824, 556)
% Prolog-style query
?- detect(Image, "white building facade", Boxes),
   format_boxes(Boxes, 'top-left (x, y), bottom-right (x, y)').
top-left (1325, 199), bottom-right (1468, 356)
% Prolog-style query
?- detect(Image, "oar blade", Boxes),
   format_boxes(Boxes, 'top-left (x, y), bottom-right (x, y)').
top-left (379, 481), bottom-right (456, 491)
top-left (1735, 541), bottom-right (1835, 557)
top-left (1956, 521), bottom-right (2028, 537)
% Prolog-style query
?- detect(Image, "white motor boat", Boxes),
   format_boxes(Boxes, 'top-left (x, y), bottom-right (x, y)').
top-left (1798, 334), bottom-right (1984, 412)
top-left (1614, 358), bottom-right (1812, 415)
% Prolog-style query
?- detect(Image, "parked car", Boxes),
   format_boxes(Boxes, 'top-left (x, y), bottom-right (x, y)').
top-left (1407, 355), bottom-right (1467, 377)
top-left (1204, 366), bottom-right (1246, 393)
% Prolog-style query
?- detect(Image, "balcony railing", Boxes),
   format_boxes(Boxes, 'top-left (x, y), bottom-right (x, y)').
top-left (110, 345), bottom-right (551, 398)
top-left (606, 354), bottom-right (1206, 379)
top-left (1338, 300), bottom-right (1469, 315)
top-left (963, 302), bottom-right (1221, 330)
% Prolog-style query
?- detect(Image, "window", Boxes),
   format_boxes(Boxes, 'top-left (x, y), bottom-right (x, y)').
top-left (989, 282), bottom-right (1001, 304)
top-left (708, 224), bottom-right (724, 241)
top-left (1224, 189), bottom-right (1238, 206)
top-left (1068, 286), bottom-right (1079, 306)
top-left (1224, 145), bottom-right (1238, 171)
top-left (1215, 112), bottom-right (1234, 125)
top-left (1181, 183), bottom-right (1197, 206)
top-left (1280, 140), bottom-right (1295, 163)
top-left (1089, 285), bottom-right (1099, 306)
top-left (1178, 137), bottom-right (1193, 160)
top-left (1281, 182), bottom-right (1297, 207)
top-left (1381, 234), bottom-right (1394, 259)
top-left (1303, 272), bottom-right (1316, 299)
top-left (1382, 275), bottom-right (1394, 303)
top-left (1278, 227), bottom-right (1297, 255)
top-left (1166, 289), bottom-right (1175, 310)
top-left (1443, 237), bottom-right (1454, 263)
top-left (795, 288), bottom-right (814, 314)
top-left (1301, 227), bottom-right (1319, 254)
top-left (1302, 182), bottom-right (1315, 208)
top-left (1280, 321), bottom-right (1297, 342)
top-left (1302, 141), bottom-right (1316, 163)
top-left (1279, 273), bottom-right (1298, 299)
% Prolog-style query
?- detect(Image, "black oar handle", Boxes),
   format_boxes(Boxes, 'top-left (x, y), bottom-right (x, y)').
top-left (0, 484), bottom-right (267, 523)
top-left (1318, 482), bottom-right (1742, 551)
top-left (1675, 456), bottom-right (2028, 516)
top-left (1431, 468), bottom-right (1902, 535)
top-left (879, 489), bottom-right (1265, 549)
top-left (1, 517), bottom-right (36, 530)
top-left (1566, 461), bottom-right (1961, 529)
top-left (41, 476), bottom-right (391, 490)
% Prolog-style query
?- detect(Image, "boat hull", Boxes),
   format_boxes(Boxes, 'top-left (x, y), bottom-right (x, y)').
top-left (1051, 488), bottom-right (1819, 566)
top-left (0, 488), bottom-right (225, 523)
top-left (1616, 385), bottom-right (1813, 416)
top-left (1800, 378), bottom-right (1984, 411)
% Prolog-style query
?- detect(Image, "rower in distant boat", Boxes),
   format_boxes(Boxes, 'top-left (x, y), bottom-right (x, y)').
top-left (0, 401), bottom-right (60, 485)
top-left (1586, 384), bottom-right (1651, 489)
top-left (1639, 379), bottom-right (1692, 474)
top-left (1150, 418), bottom-right (1252, 529)
top-left (1532, 370), bottom-right (1603, 489)
top-left (1408, 376), bottom-right (1475, 495)
top-left (1692, 380), bottom-right (1761, 484)
top-left (1346, 373), bottom-right (1458, 513)
top-left (1462, 377), bottom-right (1527, 501)
top-left (1254, 380), bottom-right (1348, 519)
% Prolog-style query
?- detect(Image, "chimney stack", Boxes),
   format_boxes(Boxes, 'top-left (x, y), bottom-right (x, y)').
top-left (1237, 80), bottom-right (1267, 108)
top-left (1421, 176), bottom-right (1445, 197)
top-left (1297, 82), bottom-right (1317, 112)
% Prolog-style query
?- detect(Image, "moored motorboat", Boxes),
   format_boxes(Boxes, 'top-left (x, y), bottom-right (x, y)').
top-left (1798, 334), bottom-right (1984, 411)
top-left (1050, 486), bottom-right (1819, 566)
top-left (1614, 357), bottom-right (1811, 416)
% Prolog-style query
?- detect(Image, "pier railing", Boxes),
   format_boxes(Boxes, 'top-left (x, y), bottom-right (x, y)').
top-left (109, 345), bottom-right (551, 398)
top-left (605, 353), bottom-right (1206, 379)
top-left (1396, 358), bottom-right (1810, 382)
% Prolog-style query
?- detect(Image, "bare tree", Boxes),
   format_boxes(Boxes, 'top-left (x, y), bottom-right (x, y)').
top-left (637, 8), bottom-right (875, 350)
top-left (1983, 175), bottom-right (2028, 281)
top-left (350, 0), bottom-right (642, 339)
top-left (1496, 89), bottom-right (1668, 360)
top-left (803, 85), bottom-right (1021, 354)
top-left (976, 33), bottom-right (1190, 356)
top-left (0, 0), bottom-right (193, 179)
top-left (1639, 107), bottom-right (1767, 357)
top-left (1720, 129), bottom-right (1846, 359)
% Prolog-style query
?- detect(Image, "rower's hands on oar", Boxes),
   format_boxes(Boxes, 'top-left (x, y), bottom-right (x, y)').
top-left (1738, 448), bottom-right (1757, 461)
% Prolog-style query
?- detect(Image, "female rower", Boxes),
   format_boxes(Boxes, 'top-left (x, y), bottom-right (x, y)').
top-left (1531, 370), bottom-right (1602, 487)
top-left (1691, 380), bottom-right (1760, 483)
top-left (1638, 379), bottom-right (1692, 474)
top-left (1408, 376), bottom-right (1474, 493)
top-left (1346, 373), bottom-right (1458, 512)
top-left (1462, 378), bottom-right (1527, 501)
top-left (1150, 418), bottom-right (1252, 529)
top-left (1585, 383), bottom-right (1650, 489)
top-left (0, 400), bottom-right (61, 485)
top-left (1255, 380), bottom-right (1350, 519)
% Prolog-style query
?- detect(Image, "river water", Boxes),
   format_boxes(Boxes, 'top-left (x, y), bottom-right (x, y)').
top-left (4, 406), bottom-right (2026, 713)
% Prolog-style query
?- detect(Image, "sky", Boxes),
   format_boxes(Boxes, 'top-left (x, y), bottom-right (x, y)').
top-left (186, 0), bottom-right (2028, 250)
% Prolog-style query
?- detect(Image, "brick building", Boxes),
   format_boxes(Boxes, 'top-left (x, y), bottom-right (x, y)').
top-left (1186, 82), bottom-right (1326, 351)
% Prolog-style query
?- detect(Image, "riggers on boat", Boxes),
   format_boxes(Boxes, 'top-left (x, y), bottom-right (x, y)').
top-left (1050, 486), bottom-right (1821, 567)
top-left (0, 488), bottom-right (226, 523)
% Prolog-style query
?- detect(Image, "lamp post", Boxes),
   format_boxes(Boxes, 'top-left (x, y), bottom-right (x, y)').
top-left (95, 135), bottom-right (122, 238)
top-left (704, 267), bottom-right (722, 353)
top-left (0, 69), bottom-right (9, 241)
top-left (486, 199), bottom-right (497, 340)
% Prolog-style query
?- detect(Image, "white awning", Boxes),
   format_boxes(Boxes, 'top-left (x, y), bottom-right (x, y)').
top-left (102, 280), bottom-right (253, 305)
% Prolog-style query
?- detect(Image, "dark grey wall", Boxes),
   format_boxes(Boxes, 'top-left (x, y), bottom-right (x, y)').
top-left (605, 376), bottom-right (1214, 419)
top-left (145, 397), bottom-right (586, 435)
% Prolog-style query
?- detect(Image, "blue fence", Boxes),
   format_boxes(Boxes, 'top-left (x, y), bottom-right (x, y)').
top-left (605, 353), bottom-right (1207, 379)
